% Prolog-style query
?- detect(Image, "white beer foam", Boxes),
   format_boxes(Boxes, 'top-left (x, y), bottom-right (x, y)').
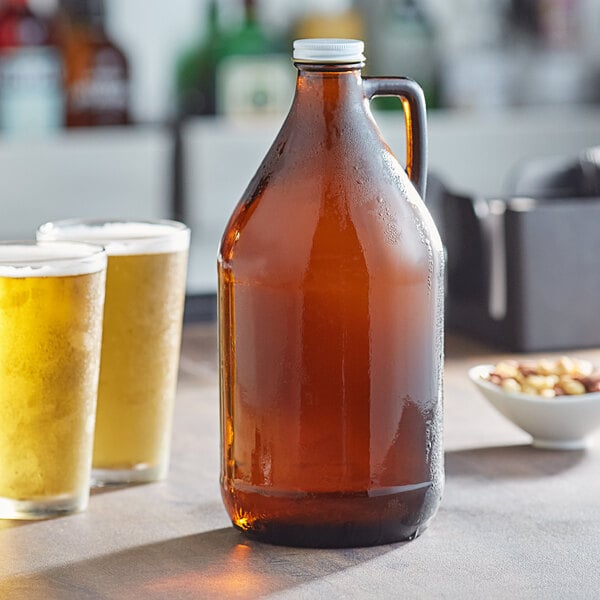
top-left (37, 221), bottom-right (190, 256)
top-left (0, 242), bottom-right (106, 278)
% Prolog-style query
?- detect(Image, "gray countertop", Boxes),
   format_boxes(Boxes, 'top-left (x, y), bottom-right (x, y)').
top-left (1, 324), bottom-right (599, 599)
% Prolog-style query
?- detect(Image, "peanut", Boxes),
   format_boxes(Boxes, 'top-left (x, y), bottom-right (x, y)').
top-left (495, 361), bottom-right (520, 379)
top-left (561, 379), bottom-right (586, 395)
top-left (501, 378), bottom-right (522, 393)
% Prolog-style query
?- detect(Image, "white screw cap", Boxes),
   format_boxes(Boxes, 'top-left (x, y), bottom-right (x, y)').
top-left (293, 39), bottom-right (365, 63)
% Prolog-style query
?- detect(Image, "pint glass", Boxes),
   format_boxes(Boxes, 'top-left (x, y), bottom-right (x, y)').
top-left (38, 220), bottom-right (190, 484)
top-left (0, 241), bottom-right (106, 519)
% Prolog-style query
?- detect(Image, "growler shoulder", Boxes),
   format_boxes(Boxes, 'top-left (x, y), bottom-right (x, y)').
top-left (219, 141), bottom-right (439, 288)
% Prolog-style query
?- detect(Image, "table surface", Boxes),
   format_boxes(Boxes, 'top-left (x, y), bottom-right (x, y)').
top-left (1, 324), bottom-right (599, 600)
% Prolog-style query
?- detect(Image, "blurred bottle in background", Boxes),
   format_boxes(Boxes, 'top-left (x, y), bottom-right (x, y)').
top-left (292, 0), bottom-right (364, 40)
top-left (436, 0), bottom-right (517, 110)
top-left (59, 0), bottom-right (130, 127)
top-left (215, 0), bottom-right (293, 117)
top-left (175, 0), bottom-right (220, 118)
top-left (510, 0), bottom-right (596, 106)
top-left (537, 0), bottom-right (581, 49)
top-left (0, 0), bottom-right (63, 135)
top-left (362, 0), bottom-right (439, 110)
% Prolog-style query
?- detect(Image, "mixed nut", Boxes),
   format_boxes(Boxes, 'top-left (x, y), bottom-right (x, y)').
top-left (485, 357), bottom-right (600, 397)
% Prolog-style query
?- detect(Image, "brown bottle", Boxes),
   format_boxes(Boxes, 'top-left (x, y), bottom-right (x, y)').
top-left (218, 39), bottom-right (444, 548)
top-left (60, 0), bottom-right (129, 127)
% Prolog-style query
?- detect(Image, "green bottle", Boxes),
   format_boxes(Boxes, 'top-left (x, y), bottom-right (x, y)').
top-left (215, 0), bottom-right (293, 116)
top-left (369, 0), bottom-right (439, 111)
top-left (176, 0), bottom-right (221, 117)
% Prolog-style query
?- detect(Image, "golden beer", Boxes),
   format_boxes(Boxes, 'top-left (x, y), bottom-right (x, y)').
top-left (38, 221), bottom-right (190, 484)
top-left (0, 242), bottom-right (106, 519)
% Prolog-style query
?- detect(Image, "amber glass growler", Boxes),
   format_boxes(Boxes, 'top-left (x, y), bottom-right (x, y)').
top-left (218, 39), bottom-right (444, 547)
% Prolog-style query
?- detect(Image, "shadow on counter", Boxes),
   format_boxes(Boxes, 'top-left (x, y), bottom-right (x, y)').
top-left (0, 526), bottom-right (401, 599)
top-left (445, 444), bottom-right (587, 480)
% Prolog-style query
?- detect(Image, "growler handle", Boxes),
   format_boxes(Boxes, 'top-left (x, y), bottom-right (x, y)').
top-left (363, 77), bottom-right (428, 199)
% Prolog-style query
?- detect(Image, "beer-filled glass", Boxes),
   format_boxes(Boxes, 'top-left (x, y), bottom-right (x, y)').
top-left (38, 220), bottom-right (190, 485)
top-left (0, 241), bottom-right (106, 519)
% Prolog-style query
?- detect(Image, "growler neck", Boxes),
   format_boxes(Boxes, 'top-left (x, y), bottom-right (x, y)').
top-left (293, 63), bottom-right (365, 108)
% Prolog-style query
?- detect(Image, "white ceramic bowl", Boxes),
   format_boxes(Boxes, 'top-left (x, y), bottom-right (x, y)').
top-left (468, 364), bottom-right (600, 450)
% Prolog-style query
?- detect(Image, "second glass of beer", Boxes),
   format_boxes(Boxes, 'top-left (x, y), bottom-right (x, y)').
top-left (38, 219), bottom-right (190, 485)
